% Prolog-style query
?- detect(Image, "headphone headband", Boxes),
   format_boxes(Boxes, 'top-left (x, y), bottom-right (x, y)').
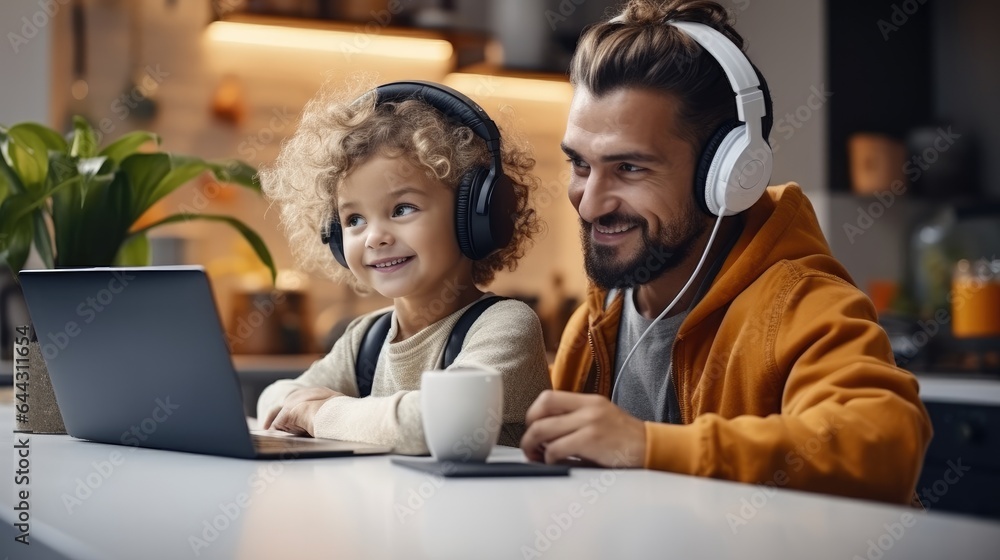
top-left (666, 21), bottom-right (767, 139)
top-left (374, 81), bottom-right (504, 215)
top-left (374, 81), bottom-right (500, 145)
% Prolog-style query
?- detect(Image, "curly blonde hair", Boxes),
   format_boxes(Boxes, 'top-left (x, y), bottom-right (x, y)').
top-left (260, 82), bottom-right (543, 290)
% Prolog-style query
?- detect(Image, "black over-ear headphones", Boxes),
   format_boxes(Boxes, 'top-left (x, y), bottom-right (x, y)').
top-left (321, 81), bottom-right (517, 268)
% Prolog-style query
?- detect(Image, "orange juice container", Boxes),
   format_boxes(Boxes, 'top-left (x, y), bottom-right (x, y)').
top-left (951, 259), bottom-right (1000, 338)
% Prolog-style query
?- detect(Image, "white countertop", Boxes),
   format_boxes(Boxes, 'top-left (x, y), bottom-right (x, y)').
top-left (917, 373), bottom-right (1000, 406)
top-left (1, 404), bottom-right (998, 560)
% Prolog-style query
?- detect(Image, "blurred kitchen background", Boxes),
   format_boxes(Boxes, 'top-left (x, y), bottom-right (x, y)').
top-left (2, 0), bottom-right (1000, 518)
top-left (2, 0), bottom-right (999, 366)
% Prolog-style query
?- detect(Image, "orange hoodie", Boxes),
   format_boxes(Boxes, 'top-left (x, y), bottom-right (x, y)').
top-left (551, 184), bottom-right (932, 505)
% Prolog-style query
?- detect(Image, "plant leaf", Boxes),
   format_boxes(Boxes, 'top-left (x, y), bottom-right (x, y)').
top-left (0, 194), bottom-right (36, 274)
top-left (80, 172), bottom-right (134, 266)
top-left (54, 172), bottom-right (132, 267)
top-left (47, 150), bottom-right (77, 182)
top-left (0, 130), bottom-right (27, 198)
top-left (131, 213), bottom-right (276, 283)
top-left (3, 177), bottom-right (76, 225)
top-left (77, 156), bottom-right (109, 179)
top-left (45, 152), bottom-right (84, 264)
top-left (13, 122), bottom-right (68, 153)
top-left (47, 161), bottom-right (114, 267)
top-left (0, 219), bottom-right (33, 275)
top-left (50, 173), bottom-right (83, 266)
top-left (145, 155), bottom-right (212, 212)
top-left (131, 155), bottom-right (239, 222)
top-left (99, 131), bottom-right (160, 165)
top-left (32, 208), bottom-right (54, 268)
top-left (113, 232), bottom-right (150, 266)
top-left (69, 116), bottom-right (99, 158)
top-left (4, 124), bottom-right (51, 194)
top-left (209, 159), bottom-right (260, 190)
top-left (0, 167), bottom-right (8, 203)
top-left (76, 156), bottom-right (111, 200)
top-left (45, 171), bottom-right (86, 266)
top-left (0, 128), bottom-right (8, 203)
top-left (0, 193), bottom-right (29, 249)
top-left (119, 152), bottom-right (171, 222)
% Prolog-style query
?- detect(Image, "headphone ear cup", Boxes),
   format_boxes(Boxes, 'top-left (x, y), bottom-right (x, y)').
top-left (454, 169), bottom-right (480, 259)
top-left (486, 172), bottom-right (516, 253)
top-left (694, 120), bottom-right (741, 217)
top-left (328, 220), bottom-right (349, 268)
top-left (455, 167), bottom-right (517, 260)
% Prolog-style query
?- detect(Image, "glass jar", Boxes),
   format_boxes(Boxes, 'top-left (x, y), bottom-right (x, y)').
top-left (951, 259), bottom-right (1000, 338)
top-left (910, 203), bottom-right (1000, 320)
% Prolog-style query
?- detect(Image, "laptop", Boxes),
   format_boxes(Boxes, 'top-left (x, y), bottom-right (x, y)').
top-left (18, 266), bottom-right (390, 459)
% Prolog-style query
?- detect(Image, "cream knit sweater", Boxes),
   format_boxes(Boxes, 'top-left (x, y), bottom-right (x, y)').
top-left (256, 295), bottom-right (551, 455)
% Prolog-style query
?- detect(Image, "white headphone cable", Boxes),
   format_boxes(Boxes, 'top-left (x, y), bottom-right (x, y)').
top-left (610, 204), bottom-right (728, 402)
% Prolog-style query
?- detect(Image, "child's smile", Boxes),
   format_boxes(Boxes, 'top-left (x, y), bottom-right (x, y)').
top-left (368, 255), bottom-right (414, 273)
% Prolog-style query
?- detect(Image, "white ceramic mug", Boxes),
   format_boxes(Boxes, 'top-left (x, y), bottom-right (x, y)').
top-left (420, 368), bottom-right (503, 462)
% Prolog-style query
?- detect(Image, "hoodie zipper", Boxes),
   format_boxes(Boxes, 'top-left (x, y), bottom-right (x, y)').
top-left (587, 329), bottom-right (602, 395)
top-left (670, 336), bottom-right (686, 424)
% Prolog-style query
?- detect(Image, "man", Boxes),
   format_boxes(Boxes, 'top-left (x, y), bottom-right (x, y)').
top-left (520, 0), bottom-right (931, 505)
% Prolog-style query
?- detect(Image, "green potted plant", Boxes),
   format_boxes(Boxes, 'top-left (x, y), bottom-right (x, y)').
top-left (0, 116), bottom-right (274, 279)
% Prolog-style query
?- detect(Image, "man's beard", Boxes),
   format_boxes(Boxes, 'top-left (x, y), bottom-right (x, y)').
top-left (581, 211), bottom-right (708, 290)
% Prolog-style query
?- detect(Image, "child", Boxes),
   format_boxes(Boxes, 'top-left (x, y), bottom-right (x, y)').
top-left (256, 81), bottom-right (551, 454)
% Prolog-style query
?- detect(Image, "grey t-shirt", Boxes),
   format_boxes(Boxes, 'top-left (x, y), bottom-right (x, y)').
top-left (611, 288), bottom-right (686, 424)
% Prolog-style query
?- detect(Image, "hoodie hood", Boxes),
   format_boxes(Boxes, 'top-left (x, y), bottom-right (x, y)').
top-left (686, 183), bottom-right (850, 328)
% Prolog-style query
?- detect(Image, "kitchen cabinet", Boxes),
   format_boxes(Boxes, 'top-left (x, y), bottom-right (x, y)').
top-left (826, 0), bottom-right (935, 196)
top-left (917, 373), bottom-right (1000, 519)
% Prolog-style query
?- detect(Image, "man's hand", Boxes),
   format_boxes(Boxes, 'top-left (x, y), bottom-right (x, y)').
top-left (520, 390), bottom-right (646, 468)
top-left (262, 387), bottom-right (343, 436)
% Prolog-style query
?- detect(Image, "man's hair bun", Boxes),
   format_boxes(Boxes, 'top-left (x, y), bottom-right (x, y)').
top-left (613, 0), bottom-right (742, 49)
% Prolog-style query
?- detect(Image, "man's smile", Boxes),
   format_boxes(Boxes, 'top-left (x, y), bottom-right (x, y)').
top-left (593, 223), bottom-right (637, 234)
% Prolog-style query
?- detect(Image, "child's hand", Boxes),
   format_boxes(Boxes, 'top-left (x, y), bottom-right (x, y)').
top-left (262, 387), bottom-right (344, 436)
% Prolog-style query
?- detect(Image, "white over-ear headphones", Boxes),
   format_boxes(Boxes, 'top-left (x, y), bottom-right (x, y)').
top-left (608, 14), bottom-right (774, 216)
top-left (668, 20), bottom-right (773, 216)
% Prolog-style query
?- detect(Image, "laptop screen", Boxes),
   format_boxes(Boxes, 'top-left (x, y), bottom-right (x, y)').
top-left (19, 266), bottom-right (256, 458)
